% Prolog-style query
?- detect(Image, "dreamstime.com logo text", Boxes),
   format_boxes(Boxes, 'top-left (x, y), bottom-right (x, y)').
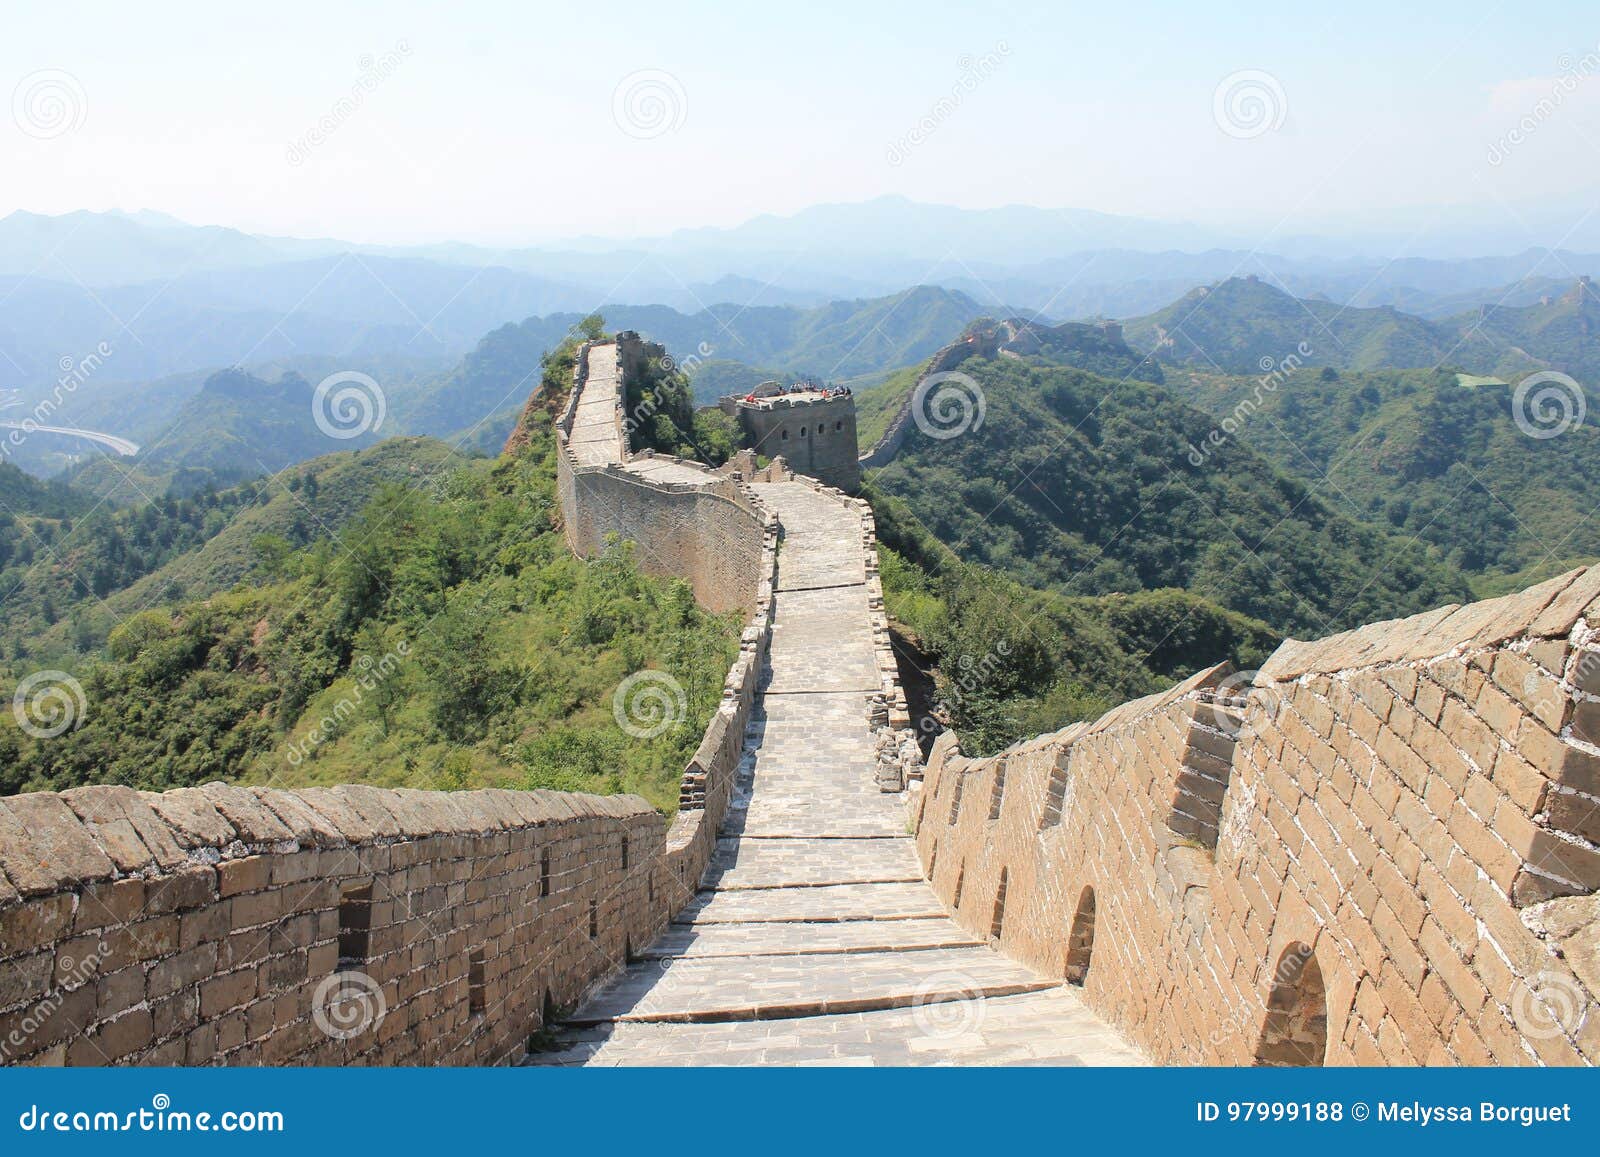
top-left (886, 43), bottom-right (1011, 166)
top-left (0, 341), bottom-right (115, 462)
top-left (920, 639), bottom-right (1012, 738)
top-left (17, 1095), bottom-right (284, 1134)
top-left (285, 643), bottom-right (409, 765)
top-left (0, 941), bottom-right (108, 1062)
top-left (1489, 45), bottom-right (1600, 165)
top-left (286, 42), bottom-right (411, 166)
top-left (1186, 342), bottom-right (1311, 466)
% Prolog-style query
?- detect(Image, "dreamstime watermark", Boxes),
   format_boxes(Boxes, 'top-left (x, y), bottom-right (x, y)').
top-left (919, 639), bottom-right (1012, 739)
top-left (312, 370), bottom-right (387, 440)
top-left (1511, 371), bottom-right (1585, 439)
top-left (1511, 970), bottom-right (1588, 1041)
top-left (612, 670), bottom-right (686, 739)
top-left (285, 42), bottom-right (411, 166)
top-left (910, 970), bottom-right (987, 1040)
top-left (0, 342), bottom-right (116, 462)
top-left (660, 340), bottom-right (715, 378)
top-left (284, 642), bottom-right (409, 765)
top-left (11, 670), bottom-right (87, 739)
top-left (618, 346), bottom-right (714, 445)
top-left (612, 69), bottom-right (687, 140)
top-left (886, 43), bottom-right (1010, 166)
top-left (1186, 342), bottom-right (1311, 466)
top-left (1202, 941), bottom-right (1316, 1053)
top-left (311, 970), bottom-right (388, 1040)
top-left (1213, 69), bottom-right (1287, 140)
top-left (1488, 46), bottom-right (1600, 166)
top-left (12, 69), bottom-right (86, 140)
top-left (911, 370), bottom-right (985, 441)
top-left (0, 941), bottom-right (108, 1061)
top-left (17, 1095), bottom-right (284, 1133)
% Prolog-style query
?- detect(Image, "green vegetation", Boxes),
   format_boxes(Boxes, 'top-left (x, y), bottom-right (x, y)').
top-left (2, 438), bottom-right (469, 665)
top-left (1463, 283), bottom-right (1600, 382)
top-left (868, 350), bottom-right (1468, 640)
top-left (0, 341), bottom-right (738, 811)
top-left (854, 318), bottom-right (1163, 452)
top-left (855, 363), bottom-right (920, 449)
top-left (1122, 276), bottom-right (1540, 379)
top-left (66, 368), bottom-right (385, 501)
top-left (1165, 363), bottom-right (1600, 586)
top-left (869, 490), bottom-right (1276, 754)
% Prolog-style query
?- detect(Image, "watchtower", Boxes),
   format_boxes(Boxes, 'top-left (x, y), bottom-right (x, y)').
top-left (719, 381), bottom-right (861, 492)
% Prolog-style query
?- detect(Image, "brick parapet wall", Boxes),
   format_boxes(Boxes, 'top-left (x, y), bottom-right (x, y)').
top-left (914, 566), bottom-right (1600, 1065)
top-left (556, 338), bottom-right (771, 617)
top-left (551, 334), bottom-right (778, 822)
top-left (0, 784), bottom-right (668, 1066)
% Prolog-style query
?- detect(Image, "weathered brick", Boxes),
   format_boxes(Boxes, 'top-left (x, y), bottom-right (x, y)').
top-left (218, 856), bottom-right (271, 898)
top-left (199, 970), bottom-right (257, 1019)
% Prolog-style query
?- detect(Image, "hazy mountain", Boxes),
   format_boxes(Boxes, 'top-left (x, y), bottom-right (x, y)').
top-left (396, 285), bottom-right (996, 436)
top-left (1120, 276), bottom-right (1542, 378)
top-left (0, 209), bottom-right (341, 283)
top-left (65, 368), bottom-right (385, 500)
top-left (1459, 277), bottom-right (1600, 382)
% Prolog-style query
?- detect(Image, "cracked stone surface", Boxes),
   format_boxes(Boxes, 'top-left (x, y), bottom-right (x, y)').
top-left (527, 478), bottom-right (1145, 1066)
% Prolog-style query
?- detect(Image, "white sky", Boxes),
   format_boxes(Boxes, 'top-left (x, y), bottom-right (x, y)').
top-left (4, 0), bottom-right (1600, 246)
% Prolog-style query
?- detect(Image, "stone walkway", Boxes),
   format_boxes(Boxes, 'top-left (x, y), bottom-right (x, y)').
top-left (567, 344), bottom-right (721, 486)
top-left (528, 478), bottom-right (1144, 1065)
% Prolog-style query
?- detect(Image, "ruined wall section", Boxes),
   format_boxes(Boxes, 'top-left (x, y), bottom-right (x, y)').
top-left (914, 567), bottom-right (1600, 1066)
top-left (726, 393), bottom-right (861, 492)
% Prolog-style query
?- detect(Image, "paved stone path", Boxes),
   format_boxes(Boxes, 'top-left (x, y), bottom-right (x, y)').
top-left (568, 344), bottom-right (721, 486)
top-left (529, 453), bottom-right (1144, 1065)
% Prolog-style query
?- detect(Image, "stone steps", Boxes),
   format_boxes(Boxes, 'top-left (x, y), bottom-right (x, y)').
top-left (674, 881), bottom-right (948, 924)
top-left (560, 945), bottom-right (1058, 1026)
top-left (643, 916), bottom-right (983, 960)
top-left (531, 988), bottom-right (1146, 1067)
top-left (704, 835), bottom-right (923, 889)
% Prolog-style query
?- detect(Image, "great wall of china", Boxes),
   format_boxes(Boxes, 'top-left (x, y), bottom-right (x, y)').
top-left (0, 331), bottom-right (1596, 1066)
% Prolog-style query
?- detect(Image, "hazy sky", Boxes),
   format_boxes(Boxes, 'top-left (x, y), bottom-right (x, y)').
top-left (6, 0), bottom-right (1600, 245)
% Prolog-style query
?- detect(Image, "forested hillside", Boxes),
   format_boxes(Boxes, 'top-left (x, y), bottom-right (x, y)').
top-left (1165, 363), bottom-right (1600, 589)
top-left (1122, 276), bottom-right (1541, 379)
top-left (0, 342), bottom-right (738, 811)
top-left (865, 348), bottom-right (1469, 638)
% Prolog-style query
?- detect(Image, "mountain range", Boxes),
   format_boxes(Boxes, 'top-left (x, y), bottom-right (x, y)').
top-left (1120, 274), bottom-right (1597, 380)
top-left (6, 205), bottom-right (1600, 398)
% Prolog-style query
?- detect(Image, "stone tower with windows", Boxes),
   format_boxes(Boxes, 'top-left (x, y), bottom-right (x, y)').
top-left (719, 382), bottom-right (861, 492)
